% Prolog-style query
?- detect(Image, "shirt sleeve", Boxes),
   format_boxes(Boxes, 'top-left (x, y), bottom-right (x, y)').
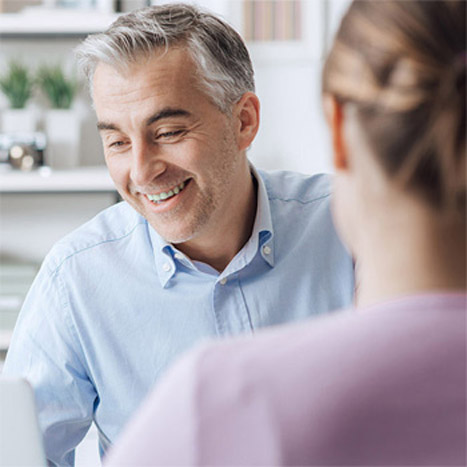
top-left (3, 261), bottom-right (97, 466)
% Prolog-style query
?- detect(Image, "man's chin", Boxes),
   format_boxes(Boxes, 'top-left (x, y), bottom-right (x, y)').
top-left (149, 223), bottom-right (197, 245)
top-left (128, 201), bottom-right (193, 243)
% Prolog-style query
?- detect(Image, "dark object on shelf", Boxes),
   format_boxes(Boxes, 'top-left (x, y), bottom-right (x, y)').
top-left (0, 132), bottom-right (46, 171)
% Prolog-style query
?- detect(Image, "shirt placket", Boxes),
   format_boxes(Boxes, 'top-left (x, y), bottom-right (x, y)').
top-left (211, 271), bottom-right (254, 336)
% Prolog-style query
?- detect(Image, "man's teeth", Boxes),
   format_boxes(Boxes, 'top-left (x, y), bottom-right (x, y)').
top-left (147, 181), bottom-right (186, 203)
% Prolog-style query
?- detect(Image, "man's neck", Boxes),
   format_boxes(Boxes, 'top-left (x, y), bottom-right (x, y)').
top-left (178, 172), bottom-right (258, 272)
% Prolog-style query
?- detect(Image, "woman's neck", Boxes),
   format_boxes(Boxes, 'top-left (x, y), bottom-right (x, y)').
top-left (354, 208), bottom-right (466, 308)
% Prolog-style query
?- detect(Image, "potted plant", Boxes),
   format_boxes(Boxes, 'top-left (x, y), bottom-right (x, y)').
top-left (37, 64), bottom-right (81, 169)
top-left (0, 61), bottom-right (37, 133)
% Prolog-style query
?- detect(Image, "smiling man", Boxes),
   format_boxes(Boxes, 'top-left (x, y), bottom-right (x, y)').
top-left (3, 4), bottom-right (354, 466)
top-left (93, 47), bottom-right (258, 271)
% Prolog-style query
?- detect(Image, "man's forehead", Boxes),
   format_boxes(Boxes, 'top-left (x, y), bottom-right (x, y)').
top-left (93, 47), bottom-right (194, 84)
top-left (92, 61), bottom-right (124, 88)
top-left (92, 52), bottom-right (202, 111)
top-left (90, 46), bottom-right (226, 123)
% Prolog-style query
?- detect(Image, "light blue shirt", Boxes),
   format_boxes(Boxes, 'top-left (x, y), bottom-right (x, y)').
top-left (4, 168), bottom-right (354, 466)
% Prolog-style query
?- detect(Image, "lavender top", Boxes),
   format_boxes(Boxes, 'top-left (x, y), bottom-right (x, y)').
top-left (106, 293), bottom-right (466, 466)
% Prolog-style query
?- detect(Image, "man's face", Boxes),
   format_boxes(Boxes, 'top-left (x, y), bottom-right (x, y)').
top-left (92, 48), bottom-right (247, 245)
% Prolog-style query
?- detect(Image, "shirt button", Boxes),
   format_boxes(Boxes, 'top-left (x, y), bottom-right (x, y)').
top-left (263, 245), bottom-right (271, 255)
top-left (219, 278), bottom-right (227, 285)
top-left (174, 253), bottom-right (184, 261)
top-left (162, 262), bottom-right (172, 272)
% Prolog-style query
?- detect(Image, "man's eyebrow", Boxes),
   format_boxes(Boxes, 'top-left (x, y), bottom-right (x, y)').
top-left (97, 121), bottom-right (120, 132)
top-left (96, 108), bottom-right (191, 132)
top-left (146, 108), bottom-right (191, 126)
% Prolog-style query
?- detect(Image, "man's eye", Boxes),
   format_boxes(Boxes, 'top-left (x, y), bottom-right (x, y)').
top-left (109, 141), bottom-right (126, 149)
top-left (157, 130), bottom-right (185, 140)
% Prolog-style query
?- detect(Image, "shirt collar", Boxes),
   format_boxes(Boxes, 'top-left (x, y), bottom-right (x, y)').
top-left (148, 228), bottom-right (177, 288)
top-left (148, 164), bottom-right (274, 287)
top-left (239, 164), bottom-right (274, 268)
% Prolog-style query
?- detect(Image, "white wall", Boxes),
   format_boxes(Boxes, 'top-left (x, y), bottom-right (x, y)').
top-left (252, 59), bottom-right (331, 174)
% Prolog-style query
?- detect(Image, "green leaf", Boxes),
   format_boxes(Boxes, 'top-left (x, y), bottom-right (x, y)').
top-left (0, 62), bottom-right (33, 109)
top-left (37, 65), bottom-right (78, 109)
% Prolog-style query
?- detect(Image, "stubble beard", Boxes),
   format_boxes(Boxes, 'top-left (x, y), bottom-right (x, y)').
top-left (155, 131), bottom-right (241, 245)
top-left (153, 185), bottom-right (217, 245)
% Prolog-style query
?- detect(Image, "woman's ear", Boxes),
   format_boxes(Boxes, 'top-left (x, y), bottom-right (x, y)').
top-left (233, 92), bottom-right (260, 151)
top-left (323, 94), bottom-right (348, 171)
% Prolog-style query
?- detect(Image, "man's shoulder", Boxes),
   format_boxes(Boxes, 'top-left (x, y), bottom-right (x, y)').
top-left (44, 202), bottom-right (146, 273)
top-left (258, 169), bottom-right (332, 205)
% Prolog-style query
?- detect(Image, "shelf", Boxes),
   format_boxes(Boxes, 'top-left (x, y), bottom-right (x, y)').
top-left (0, 3), bottom-right (324, 62)
top-left (0, 165), bottom-right (116, 194)
top-left (0, 10), bottom-right (120, 37)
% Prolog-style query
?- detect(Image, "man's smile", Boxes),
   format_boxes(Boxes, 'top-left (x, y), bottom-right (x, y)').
top-left (146, 182), bottom-right (189, 203)
top-left (145, 179), bottom-right (191, 204)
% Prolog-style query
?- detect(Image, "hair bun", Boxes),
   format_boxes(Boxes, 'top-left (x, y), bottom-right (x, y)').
top-left (322, 1), bottom-right (466, 218)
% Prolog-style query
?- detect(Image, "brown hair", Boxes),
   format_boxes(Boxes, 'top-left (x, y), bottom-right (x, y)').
top-left (323, 0), bottom-right (466, 217)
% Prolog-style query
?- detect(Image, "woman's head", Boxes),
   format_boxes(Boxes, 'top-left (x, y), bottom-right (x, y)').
top-left (323, 0), bottom-right (465, 225)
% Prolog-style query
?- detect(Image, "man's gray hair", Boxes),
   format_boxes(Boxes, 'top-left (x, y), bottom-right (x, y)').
top-left (75, 3), bottom-right (255, 113)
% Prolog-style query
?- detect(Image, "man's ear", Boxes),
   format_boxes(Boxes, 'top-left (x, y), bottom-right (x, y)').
top-left (323, 94), bottom-right (348, 171)
top-left (233, 92), bottom-right (260, 151)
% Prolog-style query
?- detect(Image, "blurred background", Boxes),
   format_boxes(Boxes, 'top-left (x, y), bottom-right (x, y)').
top-left (0, 0), bottom-right (350, 463)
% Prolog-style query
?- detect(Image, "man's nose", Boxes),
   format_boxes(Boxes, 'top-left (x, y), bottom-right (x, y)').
top-left (130, 140), bottom-right (166, 188)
